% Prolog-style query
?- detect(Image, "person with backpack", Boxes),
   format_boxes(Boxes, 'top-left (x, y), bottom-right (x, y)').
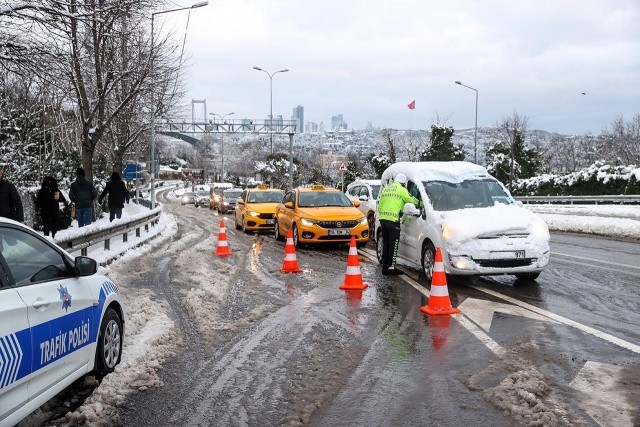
top-left (0, 169), bottom-right (24, 223)
top-left (69, 167), bottom-right (97, 227)
top-left (99, 171), bottom-right (131, 222)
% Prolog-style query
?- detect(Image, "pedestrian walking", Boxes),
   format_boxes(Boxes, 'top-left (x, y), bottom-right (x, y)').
top-left (0, 169), bottom-right (24, 223)
top-left (69, 167), bottom-right (97, 227)
top-left (99, 171), bottom-right (130, 222)
top-left (36, 176), bottom-right (68, 238)
top-left (376, 173), bottom-right (420, 275)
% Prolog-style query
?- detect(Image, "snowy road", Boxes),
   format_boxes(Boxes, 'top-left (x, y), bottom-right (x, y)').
top-left (30, 190), bottom-right (640, 427)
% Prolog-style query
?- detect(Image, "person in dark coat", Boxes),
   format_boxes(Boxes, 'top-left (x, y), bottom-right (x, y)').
top-left (0, 169), bottom-right (24, 223)
top-left (36, 176), bottom-right (67, 238)
top-left (69, 167), bottom-right (97, 227)
top-left (99, 171), bottom-right (130, 222)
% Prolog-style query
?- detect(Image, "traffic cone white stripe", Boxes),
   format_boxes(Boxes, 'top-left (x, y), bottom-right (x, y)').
top-left (430, 286), bottom-right (451, 297)
top-left (286, 238), bottom-right (294, 244)
top-left (218, 240), bottom-right (228, 247)
top-left (349, 247), bottom-right (358, 256)
top-left (346, 266), bottom-right (361, 275)
top-left (434, 261), bottom-right (444, 272)
top-left (284, 254), bottom-right (297, 261)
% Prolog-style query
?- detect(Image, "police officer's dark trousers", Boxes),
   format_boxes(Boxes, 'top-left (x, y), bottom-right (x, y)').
top-left (380, 219), bottom-right (401, 272)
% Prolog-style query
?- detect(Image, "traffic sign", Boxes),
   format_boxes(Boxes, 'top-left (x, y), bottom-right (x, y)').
top-left (338, 161), bottom-right (347, 172)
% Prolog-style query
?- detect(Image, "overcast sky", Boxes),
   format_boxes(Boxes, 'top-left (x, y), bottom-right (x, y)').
top-left (161, 0), bottom-right (639, 135)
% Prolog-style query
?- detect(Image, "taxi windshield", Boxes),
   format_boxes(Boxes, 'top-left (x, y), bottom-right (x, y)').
top-left (245, 191), bottom-right (282, 203)
top-left (298, 191), bottom-right (352, 207)
top-left (423, 179), bottom-right (513, 211)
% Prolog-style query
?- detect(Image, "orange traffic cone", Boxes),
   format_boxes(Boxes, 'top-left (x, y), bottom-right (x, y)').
top-left (215, 218), bottom-right (232, 256)
top-left (280, 229), bottom-right (302, 273)
top-left (339, 236), bottom-right (368, 290)
top-left (420, 247), bottom-right (459, 315)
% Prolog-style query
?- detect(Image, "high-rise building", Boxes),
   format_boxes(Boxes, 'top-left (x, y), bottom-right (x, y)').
top-left (331, 114), bottom-right (347, 130)
top-left (292, 105), bottom-right (304, 133)
top-left (305, 121), bottom-right (319, 132)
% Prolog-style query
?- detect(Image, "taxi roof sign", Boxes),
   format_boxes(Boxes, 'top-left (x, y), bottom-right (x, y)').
top-left (311, 185), bottom-right (325, 191)
top-left (257, 184), bottom-right (269, 190)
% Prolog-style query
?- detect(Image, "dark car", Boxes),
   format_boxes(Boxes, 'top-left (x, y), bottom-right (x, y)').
top-left (218, 189), bottom-right (243, 214)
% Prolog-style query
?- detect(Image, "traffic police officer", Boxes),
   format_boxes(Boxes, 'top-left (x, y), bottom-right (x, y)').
top-left (377, 173), bottom-right (420, 275)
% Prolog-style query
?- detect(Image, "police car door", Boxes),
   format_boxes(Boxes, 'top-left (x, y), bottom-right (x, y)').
top-left (1, 226), bottom-right (95, 398)
top-left (0, 235), bottom-right (30, 421)
top-left (399, 180), bottom-right (422, 260)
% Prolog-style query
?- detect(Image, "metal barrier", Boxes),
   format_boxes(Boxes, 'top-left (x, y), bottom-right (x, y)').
top-left (56, 210), bottom-right (161, 256)
top-left (516, 195), bottom-right (640, 204)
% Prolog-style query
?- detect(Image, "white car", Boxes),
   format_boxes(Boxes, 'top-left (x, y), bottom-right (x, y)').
top-left (375, 162), bottom-right (550, 281)
top-left (0, 217), bottom-right (126, 425)
top-left (345, 179), bottom-right (381, 236)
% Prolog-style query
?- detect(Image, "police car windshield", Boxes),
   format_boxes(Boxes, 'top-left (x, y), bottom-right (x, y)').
top-left (371, 185), bottom-right (381, 199)
top-left (423, 179), bottom-right (513, 211)
top-left (298, 191), bottom-right (352, 207)
top-left (247, 191), bottom-right (283, 203)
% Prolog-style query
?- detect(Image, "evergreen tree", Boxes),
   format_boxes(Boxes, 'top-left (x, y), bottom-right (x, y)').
top-left (419, 124), bottom-right (466, 161)
top-left (369, 153), bottom-right (391, 179)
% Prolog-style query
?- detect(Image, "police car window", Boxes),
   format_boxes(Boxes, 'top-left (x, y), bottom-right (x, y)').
top-left (0, 227), bottom-right (72, 287)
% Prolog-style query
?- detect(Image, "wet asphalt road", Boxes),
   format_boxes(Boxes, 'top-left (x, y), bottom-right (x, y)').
top-left (114, 192), bottom-right (640, 427)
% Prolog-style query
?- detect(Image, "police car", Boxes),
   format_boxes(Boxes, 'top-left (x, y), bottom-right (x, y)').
top-left (0, 217), bottom-right (126, 425)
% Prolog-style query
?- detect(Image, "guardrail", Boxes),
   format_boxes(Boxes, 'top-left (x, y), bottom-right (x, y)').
top-left (515, 195), bottom-right (640, 204)
top-left (56, 209), bottom-right (161, 256)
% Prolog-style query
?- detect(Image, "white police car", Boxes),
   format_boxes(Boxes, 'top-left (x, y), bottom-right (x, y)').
top-left (0, 217), bottom-right (126, 425)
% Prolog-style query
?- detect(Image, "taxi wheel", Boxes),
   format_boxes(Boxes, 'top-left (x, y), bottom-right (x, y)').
top-left (235, 214), bottom-right (241, 230)
top-left (241, 217), bottom-right (248, 234)
top-left (95, 307), bottom-right (122, 377)
top-left (274, 219), bottom-right (284, 241)
top-left (292, 223), bottom-right (301, 248)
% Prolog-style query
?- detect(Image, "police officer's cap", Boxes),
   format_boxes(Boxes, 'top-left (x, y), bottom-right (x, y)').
top-left (394, 173), bottom-right (408, 185)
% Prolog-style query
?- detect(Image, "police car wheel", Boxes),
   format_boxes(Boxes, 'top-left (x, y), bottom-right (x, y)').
top-left (376, 231), bottom-right (384, 263)
top-left (95, 307), bottom-right (122, 376)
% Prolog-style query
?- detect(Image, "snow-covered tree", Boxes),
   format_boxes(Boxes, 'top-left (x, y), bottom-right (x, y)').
top-left (419, 124), bottom-right (465, 161)
top-left (254, 152), bottom-right (299, 190)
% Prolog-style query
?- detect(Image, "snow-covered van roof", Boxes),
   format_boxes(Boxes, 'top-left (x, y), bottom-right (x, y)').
top-left (381, 161), bottom-right (492, 186)
top-left (348, 179), bottom-right (381, 187)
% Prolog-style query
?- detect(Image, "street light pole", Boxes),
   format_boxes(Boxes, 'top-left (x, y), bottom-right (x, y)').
top-left (209, 112), bottom-right (234, 181)
top-left (253, 66), bottom-right (289, 154)
top-left (455, 80), bottom-right (479, 164)
top-left (150, 1), bottom-right (208, 208)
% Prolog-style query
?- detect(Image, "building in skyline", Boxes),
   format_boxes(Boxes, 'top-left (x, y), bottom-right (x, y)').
top-left (292, 105), bottom-right (304, 133)
top-left (305, 121), bottom-right (319, 132)
top-left (331, 114), bottom-right (347, 130)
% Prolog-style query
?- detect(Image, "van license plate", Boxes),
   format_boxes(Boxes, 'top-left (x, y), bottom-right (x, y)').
top-left (265, 219), bottom-right (274, 224)
top-left (491, 250), bottom-right (525, 259)
top-left (328, 229), bottom-right (350, 236)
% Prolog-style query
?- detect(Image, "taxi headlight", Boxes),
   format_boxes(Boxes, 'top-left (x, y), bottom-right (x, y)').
top-left (247, 210), bottom-right (260, 217)
top-left (356, 217), bottom-right (367, 225)
top-left (301, 217), bottom-right (319, 226)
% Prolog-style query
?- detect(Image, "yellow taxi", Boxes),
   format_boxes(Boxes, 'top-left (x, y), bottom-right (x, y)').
top-left (234, 184), bottom-right (285, 233)
top-left (274, 185), bottom-right (369, 248)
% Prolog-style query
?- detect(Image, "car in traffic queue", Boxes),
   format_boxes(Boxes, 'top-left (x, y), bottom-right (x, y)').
top-left (375, 161), bottom-right (550, 281)
top-left (274, 185), bottom-right (369, 248)
top-left (0, 217), bottom-right (126, 426)
top-left (194, 189), bottom-right (211, 208)
top-left (219, 188), bottom-right (243, 214)
top-left (210, 183), bottom-right (233, 210)
top-left (181, 191), bottom-right (197, 205)
top-left (234, 185), bottom-right (284, 233)
top-left (345, 179), bottom-right (381, 237)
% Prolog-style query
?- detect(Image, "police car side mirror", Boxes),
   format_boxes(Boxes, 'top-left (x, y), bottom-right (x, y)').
top-left (75, 256), bottom-right (97, 276)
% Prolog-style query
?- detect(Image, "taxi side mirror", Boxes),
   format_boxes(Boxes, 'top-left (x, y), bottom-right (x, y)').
top-left (238, 199), bottom-right (245, 205)
top-left (353, 200), bottom-right (361, 208)
top-left (284, 202), bottom-right (294, 209)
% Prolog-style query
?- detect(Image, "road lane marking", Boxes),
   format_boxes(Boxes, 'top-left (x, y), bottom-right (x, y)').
top-left (551, 251), bottom-right (640, 271)
top-left (360, 247), bottom-right (640, 355)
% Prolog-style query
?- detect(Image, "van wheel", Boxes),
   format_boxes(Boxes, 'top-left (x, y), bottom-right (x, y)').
top-left (421, 242), bottom-right (436, 282)
top-left (95, 307), bottom-right (122, 377)
top-left (375, 230), bottom-right (384, 263)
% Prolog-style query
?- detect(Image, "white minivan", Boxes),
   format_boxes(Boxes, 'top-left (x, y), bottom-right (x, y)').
top-left (374, 162), bottom-right (550, 281)
top-left (345, 179), bottom-right (381, 236)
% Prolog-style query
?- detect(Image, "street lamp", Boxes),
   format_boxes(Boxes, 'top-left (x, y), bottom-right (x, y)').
top-left (253, 66), bottom-right (289, 154)
top-left (209, 112), bottom-right (234, 181)
top-left (150, 1), bottom-right (208, 208)
top-left (455, 80), bottom-right (478, 164)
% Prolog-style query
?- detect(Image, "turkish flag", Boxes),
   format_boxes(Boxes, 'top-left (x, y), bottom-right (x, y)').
top-left (407, 100), bottom-right (416, 110)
